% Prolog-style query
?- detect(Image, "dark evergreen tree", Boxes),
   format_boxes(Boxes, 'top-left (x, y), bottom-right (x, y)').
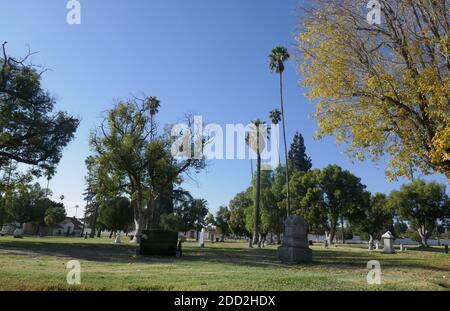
top-left (288, 132), bottom-right (312, 172)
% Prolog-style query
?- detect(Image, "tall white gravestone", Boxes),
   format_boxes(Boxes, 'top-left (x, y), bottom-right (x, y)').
top-left (198, 228), bottom-right (205, 248)
top-left (381, 231), bottom-right (395, 254)
top-left (277, 215), bottom-right (312, 262)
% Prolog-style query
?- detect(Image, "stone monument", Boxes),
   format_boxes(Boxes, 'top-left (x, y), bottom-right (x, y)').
top-left (381, 231), bottom-right (395, 254)
top-left (277, 215), bottom-right (312, 262)
top-left (13, 228), bottom-right (23, 238)
top-left (113, 232), bottom-right (122, 244)
top-left (199, 228), bottom-right (205, 248)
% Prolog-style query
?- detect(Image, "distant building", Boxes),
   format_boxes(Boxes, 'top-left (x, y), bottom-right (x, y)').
top-left (181, 226), bottom-right (217, 241)
top-left (1, 217), bottom-right (84, 237)
top-left (51, 217), bottom-right (84, 236)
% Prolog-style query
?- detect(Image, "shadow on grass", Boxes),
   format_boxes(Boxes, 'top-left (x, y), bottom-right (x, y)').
top-left (183, 247), bottom-right (450, 272)
top-left (406, 246), bottom-right (449, 254)
top-left (0, 238), bottom-right (448, 273)
top-left (0, 238), bottom-right (138, 262)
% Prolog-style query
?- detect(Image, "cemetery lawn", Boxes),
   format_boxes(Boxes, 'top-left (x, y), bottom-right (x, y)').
top-left (0, 236), bottom-right (449, 291)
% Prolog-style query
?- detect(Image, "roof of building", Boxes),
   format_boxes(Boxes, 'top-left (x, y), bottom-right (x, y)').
top-left (60, 217), bottom-right (84, 230)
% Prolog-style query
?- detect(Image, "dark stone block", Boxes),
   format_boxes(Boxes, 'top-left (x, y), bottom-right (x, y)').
top-left (139, 230), bottom-right (178, 256)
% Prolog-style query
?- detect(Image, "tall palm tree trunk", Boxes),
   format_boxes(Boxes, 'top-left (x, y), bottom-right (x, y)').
top-left (279, 72), bottom-right (291, 216)
top-left (253, 151), bottom-right (261, 247)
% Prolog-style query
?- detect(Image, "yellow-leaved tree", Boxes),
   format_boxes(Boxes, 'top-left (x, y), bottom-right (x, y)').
top-left (297, 0), bottom-right (449, 181)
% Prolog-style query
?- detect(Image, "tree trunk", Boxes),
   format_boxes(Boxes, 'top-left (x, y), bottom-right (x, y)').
top-left (131, 215), bottom-right (146, 244)
top-left (279, 72), bottom-right (291, 216)
top-left (341, 215), bottom-right (345, 244)
top-left (89, 203), bottom-right (99, 238)
top-left (248, 235), bottom-right (253, 248)
top-left (418, 226), bottom-right (429, 247)
top-left (109, 230), bottom-right (114, 239)
top-left (252, 151), bottom-right (261, 247)
top-left (148, 200), bottom-right (160, 230)
top-left (324, 231), bottom-right (330, 247)
top-left (368, 234), bottom-right (374, 251)
top-left (329, 222), bottom-right (337, 245)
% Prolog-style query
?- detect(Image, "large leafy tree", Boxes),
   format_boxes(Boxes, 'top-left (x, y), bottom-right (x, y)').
top-left (98, 197), bottom-right (134, 233)
top-left (191, 198), bottom-right (208, 239)
top-left (319, 165), bottom-right (367, 244)
top-left (290, 165), bottom-right (367, 244)
top-left (228, 188), bottom-right (253, 241)
top-left (44, 203), bottom-right (66, 227)
top-left (269, 46), bottom-right (292, 214)
top-left (288, 131), bottom-right (312, 172)
top-left (297, 1), bottom-right (450, 180)
top-left (3, 181), bottom-right (46, 226)
top-left (2, 180), bottom-right (65, 231)
top-left (388, 179), bottom-right (449, 247)
top-left (215, 206), bottom-right (231, 241)
top-left (175, 198), bottom-right (208, 236)
top-left (289, 170), bottom-right (328, 235)
top-left (271, 165), bottom-right (288, 243)
top-left (348, 192), bottom-right (394, 250)
top-left (0, 43), bottom-right (79, 177)
top-left (245, 170), bottom-right (283, 245)
top-left (259, 172), bottom-right (283, 243)
top-left (89, 97), bottom-right (205, 242)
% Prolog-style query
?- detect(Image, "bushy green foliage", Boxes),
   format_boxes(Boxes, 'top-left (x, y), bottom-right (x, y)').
top-left (0, 46), bottom-right (79, 177)
top-left (160, 213), bottom-right (185, 233)
top-left (98, 197), bottom-right (133, 232)
top-left (388, 179), bottom-right (449, 247)
top-left (288, 131), bottom-right (312, 172)
top-left (44, 204), bottom-right (66, 227)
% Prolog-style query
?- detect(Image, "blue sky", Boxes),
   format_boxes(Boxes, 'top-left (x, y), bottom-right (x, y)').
top-left (1, 0), bottom-right (447, 217)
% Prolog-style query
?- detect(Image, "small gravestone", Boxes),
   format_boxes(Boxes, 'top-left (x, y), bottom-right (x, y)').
top-left (13, 228), bottom-right (23, 239)
top-left (381, 231), bottom-right (395, 254)
top-left (399, 244), bottom-right (404, 252)
top-left (199, 228), bottom-right (205, 248)
top-left (113, 232), bottom-right (122, 244)
top-left (277, 215), bottom-right (312, 263)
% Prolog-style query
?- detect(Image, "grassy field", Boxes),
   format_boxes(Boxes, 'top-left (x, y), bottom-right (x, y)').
top-left (0, 236), bottom-right (449, 291)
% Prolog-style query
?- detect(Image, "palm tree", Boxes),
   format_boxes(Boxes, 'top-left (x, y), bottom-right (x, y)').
top-left (146, 96), bottom-right (160, 141)
top-left (269, 46), bottom-right (291, 216)
top-left (269, 109), bottom-right (282, 165)
top-left (246, 119), bottom-right (268, 247)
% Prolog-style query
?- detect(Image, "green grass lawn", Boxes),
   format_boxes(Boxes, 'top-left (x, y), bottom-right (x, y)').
top-left (0, 236), bottom-right (449, 291)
